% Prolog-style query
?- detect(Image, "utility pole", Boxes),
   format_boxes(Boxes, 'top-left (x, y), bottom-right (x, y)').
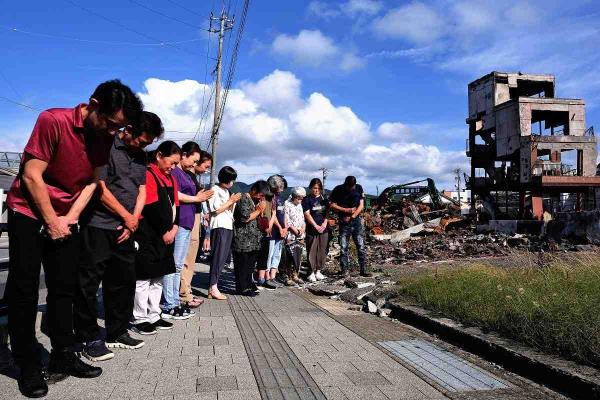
top-left (319, 168), bottom-right (330, 192)
top-left (209, 10), bottom-right (234, 185)
top-left (454, 168), bottom-right (461, 203)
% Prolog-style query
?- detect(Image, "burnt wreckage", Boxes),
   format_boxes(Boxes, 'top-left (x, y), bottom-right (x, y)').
top-left (466, 72), bottom-right (600, 220)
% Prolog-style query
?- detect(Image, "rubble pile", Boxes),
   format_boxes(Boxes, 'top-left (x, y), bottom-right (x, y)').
top-left (318, 188), bottom-right (600, 275)
top-left (360, 193), bottom-right (575, 267)
top-left (365, 189), bottom-right (463, 233)
top-left (364, 198), bottom-right (444, 233)
top-left (367, 230), bottom-right (518, 265)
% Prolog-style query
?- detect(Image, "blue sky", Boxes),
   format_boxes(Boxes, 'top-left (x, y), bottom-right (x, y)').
top-left (2, 0), bottom-right (600, 193)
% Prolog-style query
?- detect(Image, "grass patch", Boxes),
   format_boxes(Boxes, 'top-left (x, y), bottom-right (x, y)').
top-left (394, 254), bottom-right (600, 368)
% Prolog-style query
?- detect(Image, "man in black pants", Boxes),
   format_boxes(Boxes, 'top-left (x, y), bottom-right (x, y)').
top-left (329, 176), bottom-right (371, 278)
top-left (5, 80), bottom-right (143, 398)
top-left (74, 111), bottom-right (164, 362)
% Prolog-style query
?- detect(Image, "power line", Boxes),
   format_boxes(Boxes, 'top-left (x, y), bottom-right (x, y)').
top-left (202, 0), bottom-right (237, 151)
top-left (1, 25), bottom-right (203, 47)
top-left (165, 130), bottom-right (205, 134)
top-left (0, 96), bottom-right (40, 111)
top-left (193, 9), bottom-right (215, 146)
top-left (127, 0), bottom-right (203, 30)
top-left (64, 0), bottom-right (196, 56)
top-left (319, 167), bottom-right (331, 191)
top-left (0, 69), bottom-right (22, 99)
top-left (197, 86), bottom-right (215, 149)
top-left (208, 10), bottom-right (234, 184)
top-left (205, 0), bottom-right (250, 184)
top-left (213, 0), bottom-right (250, 138)
top-left (164, 0), bottom-right (205, 18)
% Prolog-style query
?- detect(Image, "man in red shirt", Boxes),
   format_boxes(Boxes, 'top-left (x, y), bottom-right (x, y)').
top-left (5, 80), bottom-right (143, 398)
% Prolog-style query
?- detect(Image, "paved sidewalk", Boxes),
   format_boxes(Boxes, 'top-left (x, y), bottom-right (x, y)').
top-left (0, 263), bottom-right (565, 400)
top-left (238, 289), bottom-right (445, 400)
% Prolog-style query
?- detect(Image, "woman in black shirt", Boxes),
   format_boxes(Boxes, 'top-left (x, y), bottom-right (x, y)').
top-left (302, 178), bottom-right (329, 283)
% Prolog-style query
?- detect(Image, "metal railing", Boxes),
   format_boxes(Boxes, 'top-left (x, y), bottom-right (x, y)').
top-left (0, 152), bottom-right (22, 170)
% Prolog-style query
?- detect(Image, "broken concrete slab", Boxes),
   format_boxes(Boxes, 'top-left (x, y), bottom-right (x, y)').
top-left (390, 217), bottom-right (442, 243)
top-left (307, 284), bottom-right (349, 297)
top-left (372, 234), bottom-right (392, 241)
top-left (343, 279), bottom-right (375, 290)
top-left (379, 308), bottom-right (391, 318)
top-left (366, 301), bottom-right (378, 314)
top-left (339, 287), bottom-right (376, 304)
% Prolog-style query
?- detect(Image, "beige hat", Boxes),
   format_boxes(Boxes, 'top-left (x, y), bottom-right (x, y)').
top-left (291, 186), bottom-right (306, 197)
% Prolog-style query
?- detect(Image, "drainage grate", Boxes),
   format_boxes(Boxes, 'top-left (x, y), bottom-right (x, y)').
top-left (379, 340), bottom-right (510, 392)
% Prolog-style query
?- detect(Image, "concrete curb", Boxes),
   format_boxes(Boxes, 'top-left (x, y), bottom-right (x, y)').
top-left (388, 301), bottom-right (600, 400)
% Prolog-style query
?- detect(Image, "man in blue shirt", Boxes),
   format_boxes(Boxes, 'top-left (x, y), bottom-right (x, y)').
top-left (329, 176), bottom-right (371, 277)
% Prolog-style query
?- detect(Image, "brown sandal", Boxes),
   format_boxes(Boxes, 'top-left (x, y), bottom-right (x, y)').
top-left (207, 292), bottom-right (227, 300)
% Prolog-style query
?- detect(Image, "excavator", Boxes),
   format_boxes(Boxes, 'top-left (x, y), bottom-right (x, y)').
top-left (377, 178), bottom-right (444, 210)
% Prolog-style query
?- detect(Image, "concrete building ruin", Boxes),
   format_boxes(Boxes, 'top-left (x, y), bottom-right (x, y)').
top-left (466, 71), bottom-right (600, 220)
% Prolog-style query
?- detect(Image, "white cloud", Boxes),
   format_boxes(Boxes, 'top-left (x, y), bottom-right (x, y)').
top-left (307, 1), bottom-right (341, 19)
top-left (272, 30), bottom-right (338, 67)
top-left (372, 2), bottom-right (445, 44)
top-left (343, 0), bottom-right (383, 16)
top-left (308, 0), bottom-right (382, 18)
top-left (0, 130), bottom-right (28, 153)
top-left (340, 52), bottom-right (366, 72)
top-left (139, 78), bottom-right (210, 136)
top-left (450, 1), bottom-right (495, 36)
top-left (136, 71), bottom-right (465, 192)
top-left (240, 70), bottom-right (303, 117)
top-left (271, 30), bottom-right (365, 72)
top-left (366, 0), bottom-right (600, 105)
top-left (377, 122), bottom-right (412, 141)
top-left (362, 143), bottom-right (466, 180)
top-left (504, 1), bottom-right (541, 27)
top-left (290, 92), bottom-right (370, 151)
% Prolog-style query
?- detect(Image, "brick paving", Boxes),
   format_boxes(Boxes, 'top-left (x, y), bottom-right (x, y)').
top-left (255, 289), bottom-right (446, 400)
top-left (0, 263), bottom-right (567, 399)
top-left (294, 291), bottom-right (568, 400)
top-left (229, 295), bottom-right (326, 399)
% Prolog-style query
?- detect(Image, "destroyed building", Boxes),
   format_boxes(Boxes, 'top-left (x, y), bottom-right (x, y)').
top-left (466, 72), bottom-right (600, 220)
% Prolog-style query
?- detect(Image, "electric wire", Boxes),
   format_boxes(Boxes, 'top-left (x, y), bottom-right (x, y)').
top-left (64, 0), bottom-right (197, 56)
top-left (164, 0), bottom-right (205, 18)
top-left (0, 69), bottom-right (22, 99)
top-left (127, 0), bottom-right (203, 30)
top-left (2, 25), bottom-right (202, 46)
top-left (193, 10), bottom-right (215, 146)
top-left (0, 96), bottom-right (40, 111)
top-left (212, 0), bottom-right (250, 141)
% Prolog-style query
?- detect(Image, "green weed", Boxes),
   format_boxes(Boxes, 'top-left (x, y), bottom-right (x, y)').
top-left (395, 254), bottom-right (600, 367)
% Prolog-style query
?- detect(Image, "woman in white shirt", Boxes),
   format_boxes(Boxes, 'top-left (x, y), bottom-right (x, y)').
top-left (207, 166), bottom-right (241, 300)
top-left (282, 187), bottom-right (307, 286)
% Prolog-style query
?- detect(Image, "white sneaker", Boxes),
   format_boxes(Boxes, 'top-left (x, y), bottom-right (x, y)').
top-left (315, 271), bottom-right (326, 281)
top-left (307, 273), bottom-right (317, 283)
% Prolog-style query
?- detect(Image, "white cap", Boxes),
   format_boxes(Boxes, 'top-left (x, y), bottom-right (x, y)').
top-left (291, 186), bottom-right (306, 197)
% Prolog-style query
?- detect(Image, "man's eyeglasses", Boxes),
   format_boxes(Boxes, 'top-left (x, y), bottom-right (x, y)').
top-left (137, 137), bottom-right (157, 148)
top-left (102, 114), bottom-right (126, 133)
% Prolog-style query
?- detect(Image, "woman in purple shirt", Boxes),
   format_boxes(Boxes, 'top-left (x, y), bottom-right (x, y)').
top-left (162, 142), bottom-right (208, 320)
